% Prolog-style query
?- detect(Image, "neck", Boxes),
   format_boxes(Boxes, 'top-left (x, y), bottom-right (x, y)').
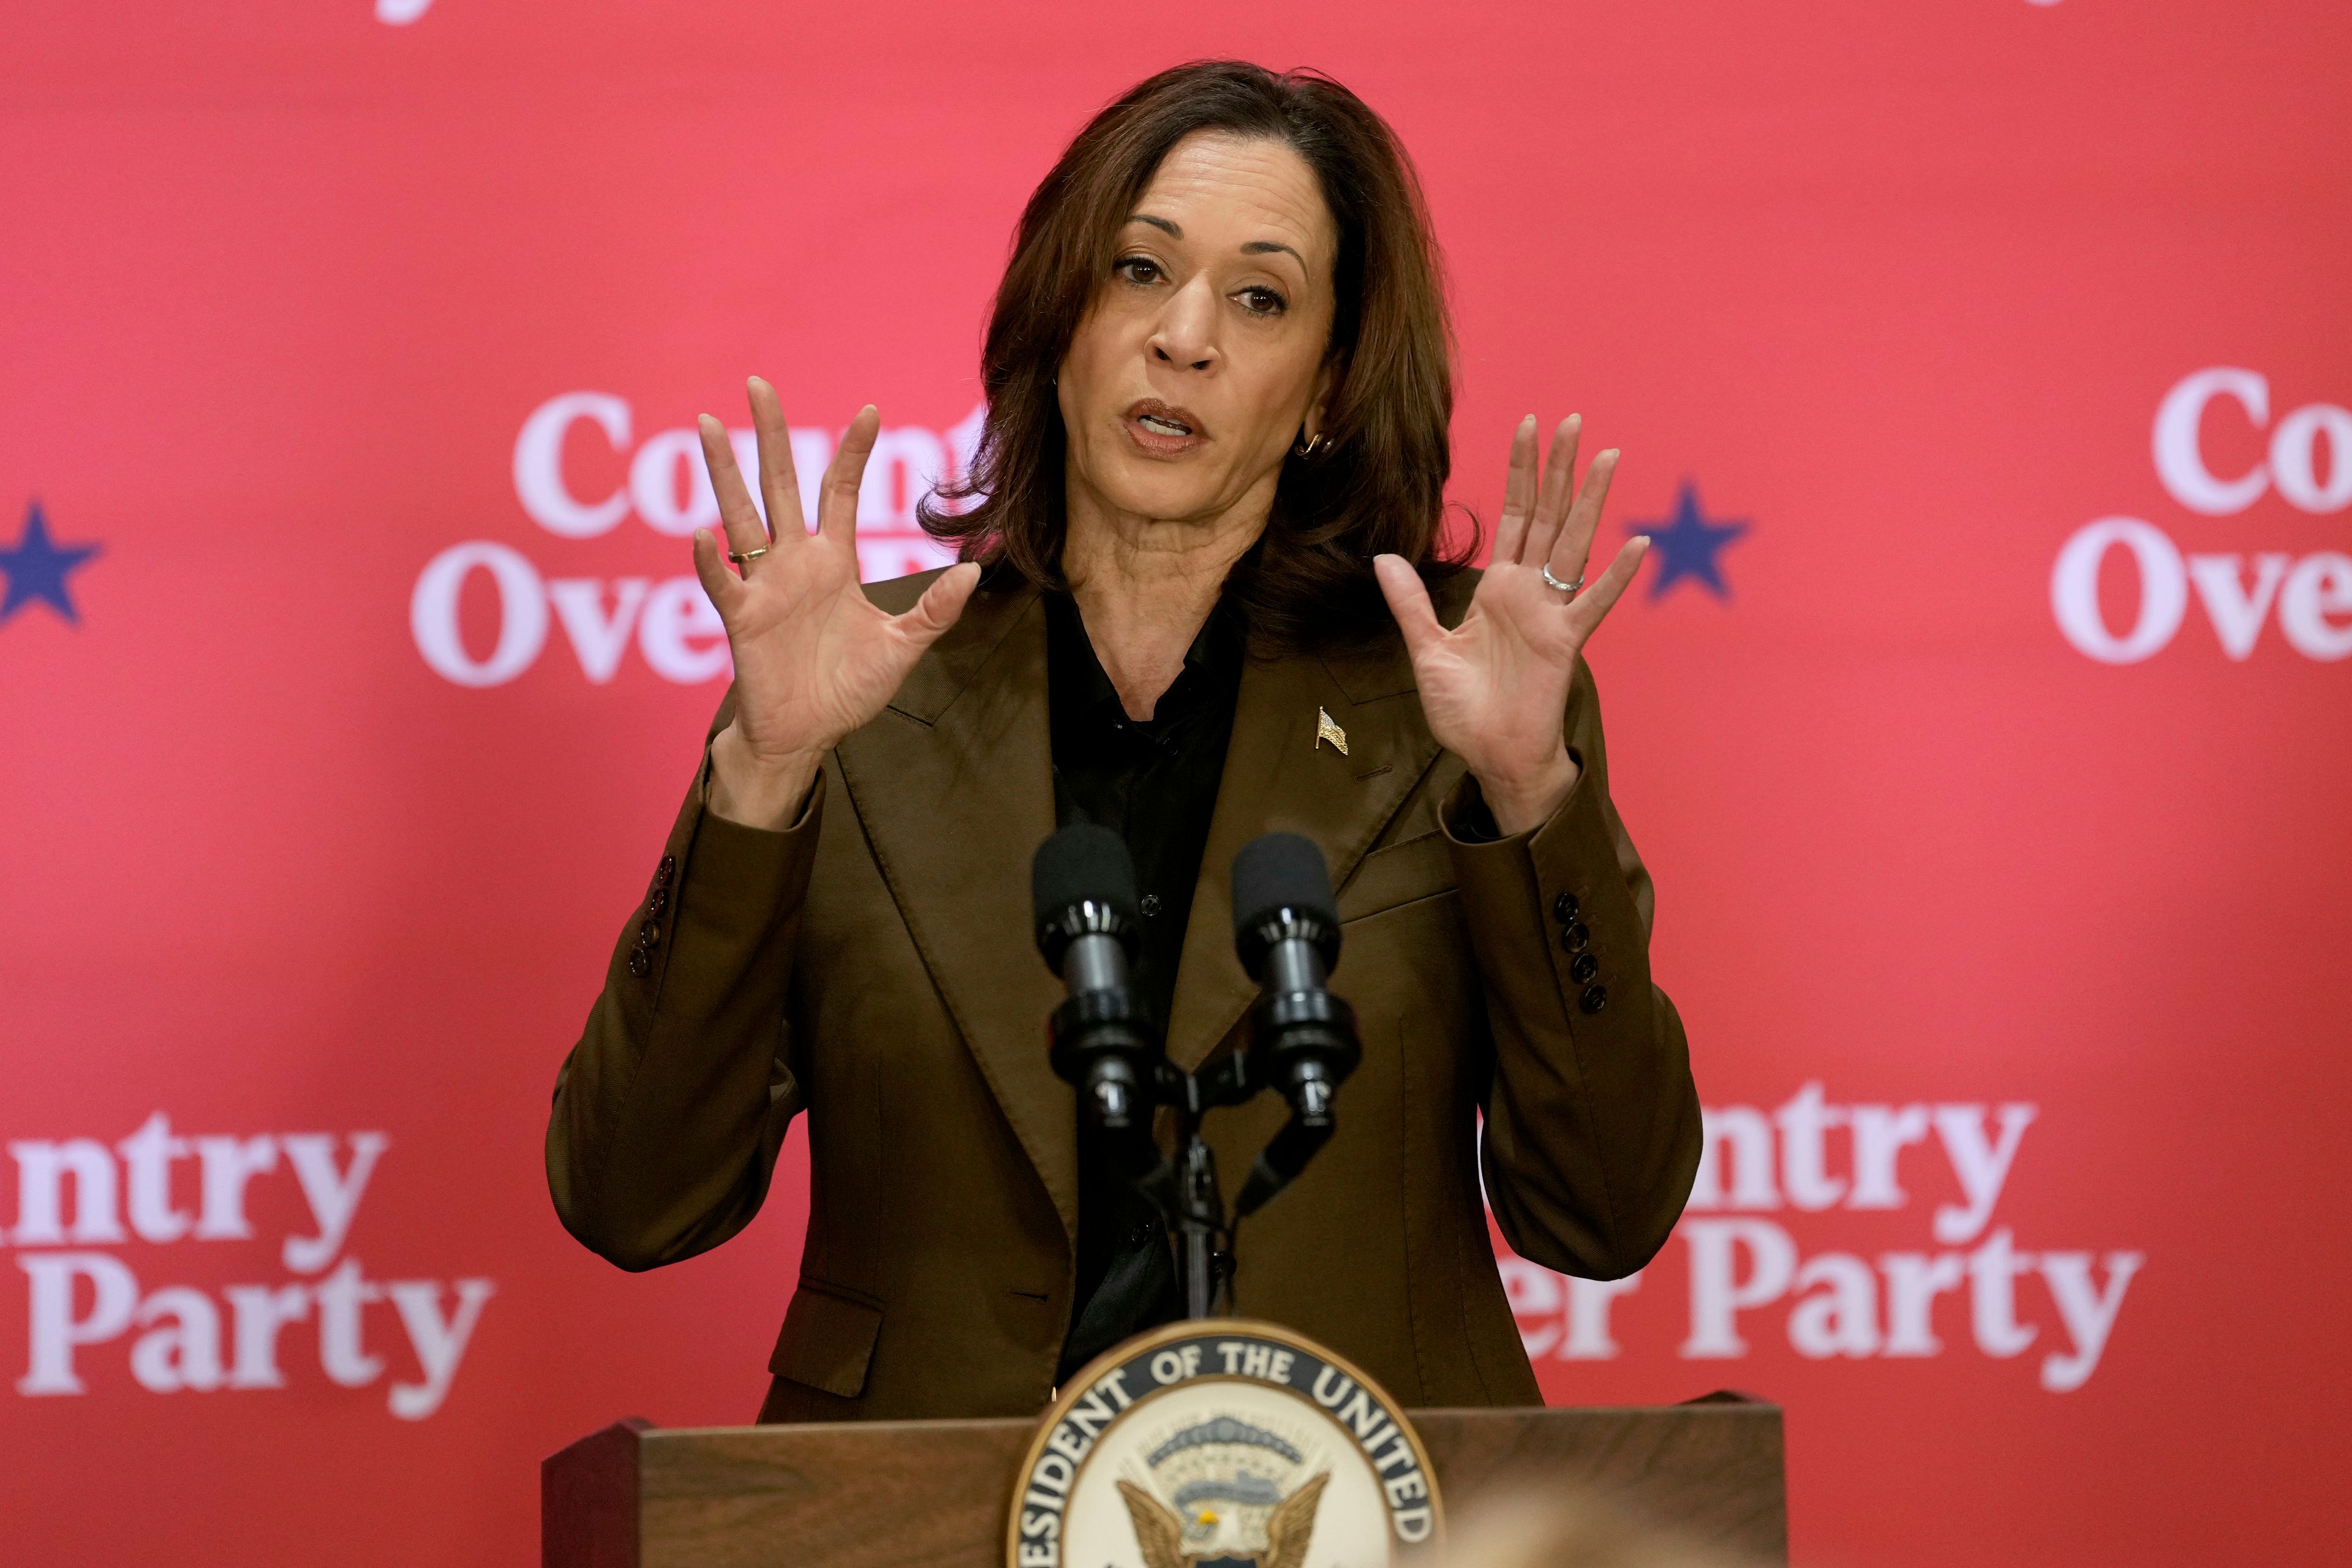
top-left (1061, 473), bottom-right (1270, 721)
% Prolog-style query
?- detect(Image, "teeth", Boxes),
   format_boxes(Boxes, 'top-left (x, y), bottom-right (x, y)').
top-left (1139, 413), bottom-right (1192, 436)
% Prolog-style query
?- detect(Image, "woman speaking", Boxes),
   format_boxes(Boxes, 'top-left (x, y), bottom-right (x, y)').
top-left (548, 60), bottom-right (1700, 1424)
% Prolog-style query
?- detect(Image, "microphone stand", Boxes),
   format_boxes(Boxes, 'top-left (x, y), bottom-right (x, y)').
top-left (1093, 999), bottom-right (1360, 1320)
top-left (1141, 1055), bottom-right (1256, 1320)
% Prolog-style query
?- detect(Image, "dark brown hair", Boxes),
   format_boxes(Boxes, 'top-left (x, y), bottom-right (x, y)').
top-left (919, 60), bottom-right (1468, 651)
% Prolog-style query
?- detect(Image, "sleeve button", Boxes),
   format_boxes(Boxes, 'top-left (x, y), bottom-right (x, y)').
top-left (1551, 892), bottom-right (1579, 922)
top-left (1561, 921), bottom-right (1590, 953)
top-left (656, 856), bottom-right (677, 888)
top-left (627, 949), bottom-right (651, 978)
top-left (638, 919), bottom-right (662, 946)
top-left (646, 888), bottom-right (668, 918)
top-left (1570, 952), bottom-right (1599, 983)
top-left (1579, 982), bottom-right (1608, 1014)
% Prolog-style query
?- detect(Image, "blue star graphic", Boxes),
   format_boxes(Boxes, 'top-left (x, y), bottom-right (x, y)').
top-left (1, 500), bottom-right (102, 625)
top-left (1632, 481), bottom-right (1748, 600)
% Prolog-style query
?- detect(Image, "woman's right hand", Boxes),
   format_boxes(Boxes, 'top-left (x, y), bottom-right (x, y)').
top-left (692, 377), bottom-right (982, 829)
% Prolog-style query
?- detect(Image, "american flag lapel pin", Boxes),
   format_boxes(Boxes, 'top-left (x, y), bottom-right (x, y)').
top-left (1315, 706), bottom-right (1349, 755)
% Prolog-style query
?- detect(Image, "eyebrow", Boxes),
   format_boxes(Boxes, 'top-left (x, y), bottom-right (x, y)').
top-left (1125, 214), bottom-right (1306, 268)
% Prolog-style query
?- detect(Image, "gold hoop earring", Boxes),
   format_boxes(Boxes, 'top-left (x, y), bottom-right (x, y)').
top-left (1293, 429), bottom-right (1326, 459)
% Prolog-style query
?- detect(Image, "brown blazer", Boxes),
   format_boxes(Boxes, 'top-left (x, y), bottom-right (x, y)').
top-left (546, 567), bottom-right (1700, 1423)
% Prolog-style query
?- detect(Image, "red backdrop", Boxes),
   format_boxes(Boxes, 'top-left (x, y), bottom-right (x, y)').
top-left (4, 1), bottom-right (2349, 1562)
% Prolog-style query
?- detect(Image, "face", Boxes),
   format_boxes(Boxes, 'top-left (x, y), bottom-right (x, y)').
top-left (1057, 130), bottom-right (1340, 535)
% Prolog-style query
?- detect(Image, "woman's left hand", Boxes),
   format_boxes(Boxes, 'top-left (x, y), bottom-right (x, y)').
top-left (1374, 414), bottom-right (1648, 835)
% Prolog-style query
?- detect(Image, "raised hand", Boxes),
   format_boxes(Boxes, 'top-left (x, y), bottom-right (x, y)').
top-left (1374, 414), bottom-right (1647, 835)
top-left (693, 377), bottom-right (981, 828)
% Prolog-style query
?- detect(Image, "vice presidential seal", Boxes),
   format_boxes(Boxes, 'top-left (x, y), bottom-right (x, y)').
top-left (1007, 1320), bottom-right (1441, 1568)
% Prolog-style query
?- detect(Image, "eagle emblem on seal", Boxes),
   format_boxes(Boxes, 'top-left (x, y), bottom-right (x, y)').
top-left (1115, 1415), bottom-right (1330, 1568)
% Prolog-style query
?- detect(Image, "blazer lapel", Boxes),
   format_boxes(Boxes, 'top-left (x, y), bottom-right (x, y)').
top-left (1163, 629), bottom-right (1442, 1071)
top-left (832, 581), bottom-right (1080, 1242)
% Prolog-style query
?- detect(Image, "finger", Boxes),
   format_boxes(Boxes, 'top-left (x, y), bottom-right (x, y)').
top-left (1491, 415), bottom-right (1539, 566)
top-left (820, 405), bottom-right (880, 547)
top-left (1520, 414), bottom-right (1583, 570)
top-left (699, 412), bottom-right (776, 564)
top-left (1373, 553), bottom-right (1446, 658)
top-left (895, 561), bottom-right (982, 649)
top-left (1564, 534), bottom-right (1648, 634)
top-left (744, 376), bottom-right (810, 541)
top-left (1550, 447), bottom-right (1622, 584)
top-left (691, 527), bottom-right (747, 616)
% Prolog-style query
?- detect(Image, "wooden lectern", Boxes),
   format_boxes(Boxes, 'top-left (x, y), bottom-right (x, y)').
top-left (543, 1396), bottom-right (1786, 1567)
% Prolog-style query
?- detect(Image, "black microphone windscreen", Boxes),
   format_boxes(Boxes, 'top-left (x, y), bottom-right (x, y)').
top-left (1231, 832), bottom-right (1338, 932)
top-left (1032, 823), bottom-right (1140, 928)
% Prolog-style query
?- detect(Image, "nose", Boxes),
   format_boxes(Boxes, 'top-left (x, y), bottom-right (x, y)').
top-left (1148, 274), bottom-right (1218, 372)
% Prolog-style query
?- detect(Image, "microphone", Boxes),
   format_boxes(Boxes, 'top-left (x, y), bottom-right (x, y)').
top-left (1229, 833), bottom-right (1362, 1217)
top-left (1033, 825), bottom-right (1163, 1168)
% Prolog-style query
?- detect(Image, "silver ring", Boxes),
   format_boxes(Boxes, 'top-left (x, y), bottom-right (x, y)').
top-left (727, 546), bottom-right (769, 567)
top-left (1541, 564), bottom-right (1584, 598)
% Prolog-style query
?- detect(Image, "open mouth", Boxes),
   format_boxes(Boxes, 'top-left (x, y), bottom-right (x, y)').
top-left (1125, 400), bottom-right (1204, 450)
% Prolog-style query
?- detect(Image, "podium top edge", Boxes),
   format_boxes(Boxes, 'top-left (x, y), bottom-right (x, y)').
top-left (632, 1400), bottom-right (1782, 1442)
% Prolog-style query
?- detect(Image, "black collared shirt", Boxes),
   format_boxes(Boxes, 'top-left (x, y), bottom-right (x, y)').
top-left (1044, 589), bottom-right (1244, 1381)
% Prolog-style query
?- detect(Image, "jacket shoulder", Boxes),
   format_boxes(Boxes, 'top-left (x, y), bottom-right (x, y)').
top-left (860, 565), bottom-right (951, 616)
top-left (1431, 564), bottom-right (1482, 630)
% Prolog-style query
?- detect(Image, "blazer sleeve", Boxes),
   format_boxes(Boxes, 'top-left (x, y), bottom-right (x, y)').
top-left (545, 693), bottom-right (819, 1272)
top-left (1440, 658), bottom-right (1702, 1280)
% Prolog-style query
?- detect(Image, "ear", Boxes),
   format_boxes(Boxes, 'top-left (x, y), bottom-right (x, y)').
top-left (1306, 355), bottom-right (1344, 440)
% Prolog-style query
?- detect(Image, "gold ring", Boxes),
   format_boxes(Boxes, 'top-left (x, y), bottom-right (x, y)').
top-left (728, 547), bottom-right (770, 567)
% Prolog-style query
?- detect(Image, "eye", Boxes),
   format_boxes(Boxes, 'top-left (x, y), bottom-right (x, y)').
top-left (1234, 285), bottom-right (1288, 317)
top-left (1114, 255), bottom-right (1163, 286)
